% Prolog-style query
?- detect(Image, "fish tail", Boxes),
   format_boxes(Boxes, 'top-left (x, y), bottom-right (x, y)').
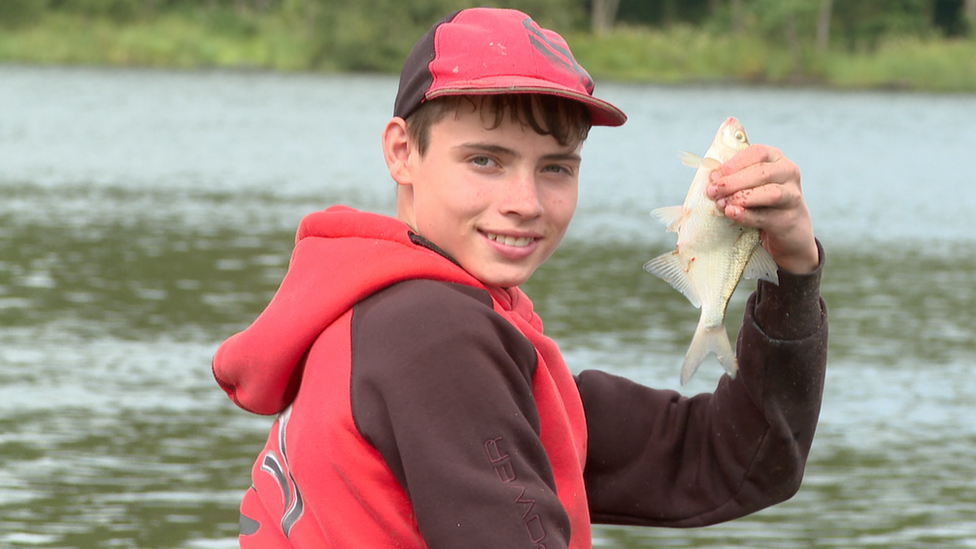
top-left (680, 322), bottom-right (737, 385)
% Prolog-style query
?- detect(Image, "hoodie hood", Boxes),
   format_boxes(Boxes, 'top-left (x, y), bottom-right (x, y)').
top-left (212, 205), bottom-right (483, 415)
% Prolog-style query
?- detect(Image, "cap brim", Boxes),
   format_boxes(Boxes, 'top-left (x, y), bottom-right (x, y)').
top-left (425, 77), bottom-right (627, 127)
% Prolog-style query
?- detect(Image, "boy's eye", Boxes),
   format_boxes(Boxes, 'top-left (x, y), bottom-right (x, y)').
top-left (543, 164), bottom-right (572, 175)
top-left (470, 155), bottom-right (495, 168)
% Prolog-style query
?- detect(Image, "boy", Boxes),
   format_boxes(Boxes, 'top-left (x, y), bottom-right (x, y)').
top-left (213, 7), bottom-right (827, 548)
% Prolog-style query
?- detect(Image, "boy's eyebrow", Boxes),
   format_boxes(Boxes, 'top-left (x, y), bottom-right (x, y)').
top-left (456, 142), bottom-right (582, 163)
top-left (456, 142), bottom-right (519, 157)
top-left (542, 151), bottom-right (583, 164)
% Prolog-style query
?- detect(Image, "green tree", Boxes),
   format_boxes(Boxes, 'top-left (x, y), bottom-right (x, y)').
top-left (612, 0), bottom-right (714, 28)
top-left (0, 0), bottom-right (50, 28)
top-left (47, 0), bottom-right (149, 21)
top-left (831, 0), bottom-right (933, 50)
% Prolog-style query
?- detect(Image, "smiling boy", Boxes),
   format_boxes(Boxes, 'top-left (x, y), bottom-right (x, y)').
top-left (386, 94), bottom-right (584, 288)
top-left (213, 7), bottom-right (827, 549)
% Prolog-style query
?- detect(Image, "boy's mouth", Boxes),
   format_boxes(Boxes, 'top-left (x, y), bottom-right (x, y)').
top-left (483, 232), bottom-right (536, 248)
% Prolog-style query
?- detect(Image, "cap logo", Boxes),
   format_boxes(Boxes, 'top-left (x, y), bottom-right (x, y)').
top-left (521, 17), bottom-right (595, 93)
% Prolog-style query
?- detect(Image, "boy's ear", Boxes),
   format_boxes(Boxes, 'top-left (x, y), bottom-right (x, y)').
top-left (382, 117), bottom-right (414, 186)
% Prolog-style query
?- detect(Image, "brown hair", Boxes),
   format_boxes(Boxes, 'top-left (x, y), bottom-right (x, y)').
top-left (405, 94), bottom-right (592, 156)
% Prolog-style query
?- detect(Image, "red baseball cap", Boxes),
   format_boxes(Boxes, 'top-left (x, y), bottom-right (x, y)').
top-left (394, 8), bottom-right (627, 127)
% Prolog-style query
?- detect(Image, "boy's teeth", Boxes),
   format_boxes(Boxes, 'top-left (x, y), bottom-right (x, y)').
top-left (487, 233), bottom-right (533, 247)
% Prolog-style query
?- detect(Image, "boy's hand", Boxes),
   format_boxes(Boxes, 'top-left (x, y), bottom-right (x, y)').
top-left (707, 144), bottom-right (820, 275)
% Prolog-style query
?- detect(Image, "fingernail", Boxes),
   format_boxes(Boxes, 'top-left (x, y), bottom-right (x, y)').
top-left (707, 184), bottom-right (718, 198)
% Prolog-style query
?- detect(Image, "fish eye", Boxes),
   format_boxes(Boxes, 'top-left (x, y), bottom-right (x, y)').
top-left (734, 130), bottom-right (747, 143)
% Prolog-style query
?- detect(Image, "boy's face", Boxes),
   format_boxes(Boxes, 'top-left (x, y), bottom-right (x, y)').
top-left (394, 98), bottom-right (581, 288)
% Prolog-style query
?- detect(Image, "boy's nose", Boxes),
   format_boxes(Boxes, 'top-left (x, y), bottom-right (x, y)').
top-left (500, 172), bottom-right (544, 218)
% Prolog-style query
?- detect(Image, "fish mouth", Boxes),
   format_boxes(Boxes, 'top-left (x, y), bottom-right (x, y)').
top-left (483, 231), bottom-right (537, 248)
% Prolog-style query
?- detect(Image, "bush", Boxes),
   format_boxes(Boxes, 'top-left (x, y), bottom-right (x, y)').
top-left (304, 0), bottom-right (587, 72)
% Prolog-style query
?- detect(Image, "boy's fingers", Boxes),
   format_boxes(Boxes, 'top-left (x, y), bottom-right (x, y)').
top-left (708, 147), bottom-right (799, 201)
top-left (708, 163), bottom-right (781, 200)
top-left (718, 181), bottom-right (792, 211)
top-left (718, 143), bottom-right (777, 177)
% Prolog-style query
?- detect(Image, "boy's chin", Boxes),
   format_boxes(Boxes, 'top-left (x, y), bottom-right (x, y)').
top-left (469, 264), bottom-right (536, 289)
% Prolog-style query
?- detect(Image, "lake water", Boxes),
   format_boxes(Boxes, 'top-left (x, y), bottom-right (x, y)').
top-left (1, 65), bottom-right (975, 548)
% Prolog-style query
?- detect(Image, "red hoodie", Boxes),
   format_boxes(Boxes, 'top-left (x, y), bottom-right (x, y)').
top-left (214, 206), bottom-right (592, 547)
top-left (213, 206), bottom-right (828, 548)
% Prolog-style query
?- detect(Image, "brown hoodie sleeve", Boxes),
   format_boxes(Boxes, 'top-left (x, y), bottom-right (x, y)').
top-left (579, 241), bottom-right (828, 527)
top-left (350, 279), bottom-right (573, 548)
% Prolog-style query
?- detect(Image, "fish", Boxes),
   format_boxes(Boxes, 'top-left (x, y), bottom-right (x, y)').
top-left (644, 117), bottom-right (779, 385)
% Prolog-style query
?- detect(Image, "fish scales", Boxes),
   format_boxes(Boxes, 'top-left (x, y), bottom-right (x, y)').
top-left (644, 117), bottom-right (779, 385)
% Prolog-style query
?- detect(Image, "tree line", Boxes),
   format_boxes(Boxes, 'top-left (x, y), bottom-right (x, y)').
top-left (3, 0), bottom-right (975, 71)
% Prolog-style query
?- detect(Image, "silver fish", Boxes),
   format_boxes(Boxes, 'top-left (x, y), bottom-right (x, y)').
top-left (644, 117), bottom-right (779, 385)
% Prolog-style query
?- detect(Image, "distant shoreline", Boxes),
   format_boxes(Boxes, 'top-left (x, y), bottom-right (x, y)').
top-left (3, 12), bottom-right (975, 94)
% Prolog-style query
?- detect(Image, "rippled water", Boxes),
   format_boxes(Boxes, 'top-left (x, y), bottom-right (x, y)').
top-left (1, 65), bottom-right (975, 548)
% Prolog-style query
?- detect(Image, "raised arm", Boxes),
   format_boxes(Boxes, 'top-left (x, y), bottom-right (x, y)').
top-left (579, 243), bottom-right (827, 527)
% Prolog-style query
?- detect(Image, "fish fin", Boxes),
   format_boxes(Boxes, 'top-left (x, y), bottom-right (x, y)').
top-left (699, 157), bottom-right (722, 171)
top-left (650, 206), bottom-right (685, 232)
top-left (643, 251), bottom-right (701, 309)
top-left (678, 151), bottom-right (702, 168)
top-left (681, 322), bottom-right (737, 385)
top-left (743, 245), bottom-right (780, 285)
